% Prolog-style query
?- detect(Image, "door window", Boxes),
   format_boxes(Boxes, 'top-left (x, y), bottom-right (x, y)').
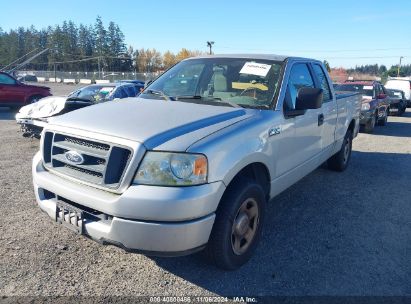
top-left (0, 74), bottom-right (16, 85)
top-left (284, 63), bottom-right (315, 110)
top-left (313, 64), bottom-right (332, 102)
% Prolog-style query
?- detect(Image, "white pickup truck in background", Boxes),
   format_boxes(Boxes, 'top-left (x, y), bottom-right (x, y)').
top-left (32, 55), bottom-right (361, 270)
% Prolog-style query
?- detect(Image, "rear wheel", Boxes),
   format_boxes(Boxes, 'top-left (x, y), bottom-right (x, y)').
top-left (205, 178), bottom-right (266, 270)
top-left (327, 130), bottom-right (353, 172)
top-left (363, 114), bottom-right (376, 133)
top-left (378, 109), bottom-right (388, 126)
top-left (400, 103), bottom-right (406, 115)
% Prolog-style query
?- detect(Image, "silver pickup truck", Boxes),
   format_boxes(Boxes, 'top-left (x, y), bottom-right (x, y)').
top-left (32, 55), bottom-right (361, 270)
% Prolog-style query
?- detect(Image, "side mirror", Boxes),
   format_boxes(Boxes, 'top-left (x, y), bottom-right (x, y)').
top-left (295, 87), bottom-right (323, 110)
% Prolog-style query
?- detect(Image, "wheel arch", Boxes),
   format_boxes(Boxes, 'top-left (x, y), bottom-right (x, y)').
top-left (25, 94), bottom-right (44, 104)
top-left (224, 162), bottom-right (271, 201)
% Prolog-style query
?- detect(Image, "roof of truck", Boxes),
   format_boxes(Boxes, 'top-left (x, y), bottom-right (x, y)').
top-left (186, 54), bottom-right (317, 62)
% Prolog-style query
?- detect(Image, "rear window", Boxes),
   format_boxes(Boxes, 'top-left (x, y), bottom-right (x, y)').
top-left (335, 84), bottom-right (374, 97)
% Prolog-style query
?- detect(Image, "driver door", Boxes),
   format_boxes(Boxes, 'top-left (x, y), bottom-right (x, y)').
top-left (276, 63), bottom-right (323, 177)
top-left (0, 73), bottom-right (25, 105)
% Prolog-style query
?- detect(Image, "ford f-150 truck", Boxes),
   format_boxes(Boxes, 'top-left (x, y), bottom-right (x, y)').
top-left (32, 55), bottom-right (361, 270)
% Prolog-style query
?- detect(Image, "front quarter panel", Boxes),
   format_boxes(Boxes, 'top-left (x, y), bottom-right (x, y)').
top-left (188, 110), bottom-right (282, 186)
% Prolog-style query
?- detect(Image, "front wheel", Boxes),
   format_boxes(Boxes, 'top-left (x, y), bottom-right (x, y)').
top-left (28, 95), bottom-right (43, 104)
top-left (205, 178), bottom-right (266, 270)
top-left (327, 130), bottom-right (353, 172)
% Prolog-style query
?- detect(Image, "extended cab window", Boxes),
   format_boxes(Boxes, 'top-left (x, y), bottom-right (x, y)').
top-left (313, 64), bottom-right (332, 102)
top-left (0, 74), bottom-right (16, 85)
top-left (284, 63), bottom-right (314, 110)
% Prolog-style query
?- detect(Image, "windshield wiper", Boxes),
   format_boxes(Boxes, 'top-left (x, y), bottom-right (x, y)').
top-left (146, 89), bottom-right (170, 101)
top-left (175, 95), bottom-right (241, 108)
top-left (174, 95), bottom-right (202, 100)
top-left (66, 97), bottom-right (93, 102)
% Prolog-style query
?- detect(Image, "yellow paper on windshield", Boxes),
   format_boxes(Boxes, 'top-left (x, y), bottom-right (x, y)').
top-left (232, 82), bottom-right (268, 91)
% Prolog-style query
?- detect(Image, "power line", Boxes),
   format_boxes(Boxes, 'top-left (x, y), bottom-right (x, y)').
top-left (216, 46), bottom-right (411, 53)
top-left (28, 55), bottom-right (132, 65)
top-left (324, 56), bottom-right (406, 59)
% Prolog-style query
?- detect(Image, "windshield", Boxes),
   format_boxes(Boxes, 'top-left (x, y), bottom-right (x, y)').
top-left (335, 84), bottom-right (374, 97)
top-left (68, 85), bottom-right (115, 102)
top-left (140, 58), bottom-right (283, 108)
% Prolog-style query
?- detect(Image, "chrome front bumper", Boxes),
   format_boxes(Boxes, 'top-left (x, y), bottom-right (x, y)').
top-left (32, 152), bottom-right (225, 255)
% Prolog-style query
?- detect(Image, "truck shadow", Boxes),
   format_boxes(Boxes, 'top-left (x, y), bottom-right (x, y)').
top-left (150, 150), bottom-right (411, 296)
top-left (0, 107), bottom-right (16, 120)
top-left (370, 121), bottom-right (411, 138)
top-left (402, 110), bottom-right (411, 118)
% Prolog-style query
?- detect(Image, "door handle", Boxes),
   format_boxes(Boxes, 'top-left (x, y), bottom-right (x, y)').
top-left (318, 113), bottom-right (324, 126)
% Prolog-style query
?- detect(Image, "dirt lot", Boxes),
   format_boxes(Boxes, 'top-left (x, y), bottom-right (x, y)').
top-left (0, 84), bottom-right (410, 297)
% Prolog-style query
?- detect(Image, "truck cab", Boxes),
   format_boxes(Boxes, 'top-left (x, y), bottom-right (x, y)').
top-left (32, 55), bottom-right (361, 270)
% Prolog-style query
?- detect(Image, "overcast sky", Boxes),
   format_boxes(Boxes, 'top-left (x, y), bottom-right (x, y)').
top-left (1, 0), bottom-right (410, 68)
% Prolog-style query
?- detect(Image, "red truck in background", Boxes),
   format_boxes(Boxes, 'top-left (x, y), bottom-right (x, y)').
top-left (0, 72), bottom-right (51, 109)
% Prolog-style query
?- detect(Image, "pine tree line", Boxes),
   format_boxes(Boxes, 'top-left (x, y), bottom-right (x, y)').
top-left (347, 64), bottom-right (411, 78)
top-left (0, 17), bottom-right (206, 73)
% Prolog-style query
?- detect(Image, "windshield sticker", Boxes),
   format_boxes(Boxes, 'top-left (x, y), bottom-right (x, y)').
top-left (363, 85), bottom-right (373, 90)
top-left (240, 62), bottom-right (271, 77)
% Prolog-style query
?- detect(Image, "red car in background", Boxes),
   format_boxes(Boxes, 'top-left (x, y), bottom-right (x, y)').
top-left (0, 72), bottom-right (51, 109)
top-left (335, 80), bottom-right (390, 133)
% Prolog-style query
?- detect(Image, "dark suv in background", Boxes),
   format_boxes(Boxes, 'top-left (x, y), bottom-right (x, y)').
top-left (0, 72), bottom-right (51, 109)
top-left (386, 88), bottom-right (407, 116)
top-left (335, 81), bottom-right (390, 133)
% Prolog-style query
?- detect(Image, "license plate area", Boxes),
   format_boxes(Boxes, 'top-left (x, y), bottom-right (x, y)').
top-left (55, 200), bottom-right (84, 234)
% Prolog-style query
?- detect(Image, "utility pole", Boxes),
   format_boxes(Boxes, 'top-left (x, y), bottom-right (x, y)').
top-left (207, 41), bottom-right (215, 55)
top-left (397, 56), bottom-right (404, 77)
top-left (98, 56), bottom-right (101, 78)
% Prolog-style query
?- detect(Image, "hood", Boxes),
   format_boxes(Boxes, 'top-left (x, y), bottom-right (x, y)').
top-left (49, 98), bottom-right (250, 149)
top-left (16, 96), bottom-right (67, 119)
top-left (22, 83), bottom-right (50, 90)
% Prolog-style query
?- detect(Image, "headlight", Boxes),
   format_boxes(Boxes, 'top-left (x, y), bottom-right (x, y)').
top-left (133, 152), bottom-right (207, 186)
top-left (361, 103), bottom-right (370, 111)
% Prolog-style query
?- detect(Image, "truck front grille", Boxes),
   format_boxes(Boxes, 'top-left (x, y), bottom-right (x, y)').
top-left (42, 132), bottom-right (132, 189)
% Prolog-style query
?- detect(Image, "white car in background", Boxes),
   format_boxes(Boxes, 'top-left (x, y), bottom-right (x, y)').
top-left (16, 83), bottom-right (139, 138)
top-left (385, 77), bottom-right (411, 107)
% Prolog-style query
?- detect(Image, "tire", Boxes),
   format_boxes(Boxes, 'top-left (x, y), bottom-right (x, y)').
top-left (28, 95), bottom-right (43, 104)
top-left (327, 130), bottom-right (353, 172)
top-left (378, 109), bottom-right (388, 126)
top-left (400, 103), bottom-right (407, 115)
top-left (363, 114), bottom-right (376, 133)
top-left (205, 178), bottom-right (266, 270)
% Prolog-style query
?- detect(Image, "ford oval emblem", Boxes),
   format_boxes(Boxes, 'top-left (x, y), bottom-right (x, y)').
top-left (65, 150), bottom-right (84, 165)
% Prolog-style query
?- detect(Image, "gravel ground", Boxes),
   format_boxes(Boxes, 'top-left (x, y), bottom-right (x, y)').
top-left (0, 85), bottom-right (410, 297)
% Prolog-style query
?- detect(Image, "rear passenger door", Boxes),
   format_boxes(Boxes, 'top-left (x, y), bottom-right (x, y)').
top-left (311, 63), bottom-right (337, 152)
